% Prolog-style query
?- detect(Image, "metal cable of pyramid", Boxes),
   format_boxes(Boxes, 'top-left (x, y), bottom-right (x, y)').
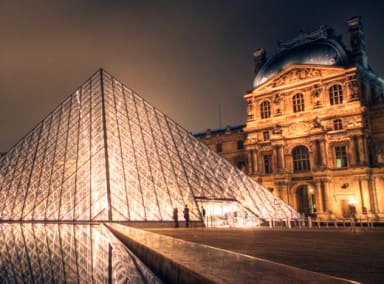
top-left (0, 69), bottom-right (299, 222)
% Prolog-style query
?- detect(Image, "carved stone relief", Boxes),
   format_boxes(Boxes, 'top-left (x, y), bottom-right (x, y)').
top-left (288, 122), bottom-right (310, 135)
top-left (273, 68), bottom-right (322, 87)
top-left (348, 80), bottom-right (359, 100)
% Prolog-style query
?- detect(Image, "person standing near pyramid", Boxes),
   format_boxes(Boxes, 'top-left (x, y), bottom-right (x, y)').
top-left (183, 205), bottom-right (190, 227)
top-left (173, 207), bottom-right (179, 228)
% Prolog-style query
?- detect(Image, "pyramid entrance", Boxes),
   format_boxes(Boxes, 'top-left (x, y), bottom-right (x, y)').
top-left (0, 69), bottom-right (299, 223)
top-left (197, 198), bottom-right (261, 227)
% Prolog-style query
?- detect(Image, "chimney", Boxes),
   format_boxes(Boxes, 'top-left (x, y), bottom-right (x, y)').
top-left (348, 16), bottom-right (368, 69)
top-left (253, 48), bottom-right (266, 74)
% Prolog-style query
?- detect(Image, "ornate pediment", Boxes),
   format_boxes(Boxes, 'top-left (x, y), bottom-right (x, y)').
top-left (254, 65), bottom-right (351, 92)
top-left (272, 67), bottom-right (322, 87)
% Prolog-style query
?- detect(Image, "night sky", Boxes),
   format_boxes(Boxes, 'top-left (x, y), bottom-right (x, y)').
top-left (1, 0), bottom-right (383, 152)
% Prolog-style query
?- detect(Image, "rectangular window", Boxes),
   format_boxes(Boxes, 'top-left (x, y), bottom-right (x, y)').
top-left (260, 101), bottom-right (271, 119)
top-left (263, 154), bottom-right (273, 174)
top-left (237, 140), bottom-right (244, 150)
top-left (263, 131), bottom-right (270, 141)
top-left (335, 146), bottom-right (348, 168)
top-left (293, 93), bottom-right (305, 113)
top-left (334, 119), bottom-right (343, 130)
top-left (216, 143), bottom-right (222, 153)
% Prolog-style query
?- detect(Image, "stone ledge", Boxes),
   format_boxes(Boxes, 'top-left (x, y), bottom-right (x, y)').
top-left (107, 224), bottom-right (359, 284)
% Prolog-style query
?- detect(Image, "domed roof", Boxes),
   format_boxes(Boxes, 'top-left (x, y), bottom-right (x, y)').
top-left (254, 27), bottom-right (351, 87)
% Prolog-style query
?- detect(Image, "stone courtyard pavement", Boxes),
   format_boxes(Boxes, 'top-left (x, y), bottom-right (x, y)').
top-left (145, 227), bottom-right (384, 284)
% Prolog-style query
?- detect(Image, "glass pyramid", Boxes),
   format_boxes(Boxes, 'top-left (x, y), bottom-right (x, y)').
top-left (0, 69), bottom-right (298, 222)
top-left (0, 224), bottom-right (161, 283)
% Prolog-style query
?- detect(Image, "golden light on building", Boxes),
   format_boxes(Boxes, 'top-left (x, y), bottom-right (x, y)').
top-left (196, 17), bottom-right (384, 221)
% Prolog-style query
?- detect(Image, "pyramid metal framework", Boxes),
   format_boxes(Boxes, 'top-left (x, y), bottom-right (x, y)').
top-left (0, 224), bottom-right (161, 283)
top-left (0, 69), bottom-right (299, 222)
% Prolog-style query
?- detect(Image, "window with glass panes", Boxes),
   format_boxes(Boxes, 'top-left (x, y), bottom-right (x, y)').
top-left (329, 85), bottom-right (343, 105)
top-left (292, 146), bottom-right (311, 172)
top-left (263, 131), bottom-right (270, 141)
top-left (293, 93), bottom-right (305, 112)
top-left (334, 119), bottom-right (343, 130)
top-left (335, 145), bottom-right (348, 168)
top-left (260, 101), bottom-right (271, 119)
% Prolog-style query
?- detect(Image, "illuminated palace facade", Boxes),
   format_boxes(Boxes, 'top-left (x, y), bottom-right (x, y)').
top-left (196, 17), bottom-right (384, 220)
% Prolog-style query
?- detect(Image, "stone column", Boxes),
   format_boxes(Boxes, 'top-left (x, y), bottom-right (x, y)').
top-left (252, 150), bottom-right (259, 174)
top-left (358, 176), bottom-right (375, 215)
top-left (273, 145), bottom-right (280, 171)
top-left (322, 181), bottom-right (333, 214)
top-left (315, 180), bottom-right (324, 213)
top-left (248, 150), bottom-right (255, 175)
top-left (279, 145), bottom-right (285, 170)
top-left (357, 135), bottom-right (367, 165)
top-left (372, 176), bottom-right (384, 214)
top-left (358, 177), bottom-right (367, 214)
top-left (286, 183), bottom-right (291, 206)
top-left (368, 177), bottom-right (377, 214)
top-left (319, 139), bottom-right (327, 167)
top-left (352, 135), bottom-right (360, 165)
top-left (315, 140), bottom-right (321, 167)
top-left (273, 144), bottom-right (285, 172)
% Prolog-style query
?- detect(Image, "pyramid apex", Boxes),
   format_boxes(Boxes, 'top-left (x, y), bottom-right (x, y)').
top-left (98, 67), bottom-right (105, 75)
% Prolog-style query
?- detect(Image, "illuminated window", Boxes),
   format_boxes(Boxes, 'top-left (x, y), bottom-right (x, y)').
top-left (292, 146), bottom-right (311, 172)
top-left (334, 119), bottom-right (343, 130)
top-left (263, 154), bottom-right (273, 174)
top-left (263, 131), bottom-right (270, 141)
top-left (329, 85), bottom-right (343, 105)
top-left (260, 101), bottom-right (271, 119)
top-left (293, 93), bottom-right (305, 112)
top-left (335, 145), bottom-right (348, 168)
top-left (237, 140), bottom-right (244, 150)
top-left (216, 143), bottom-right (222, 153)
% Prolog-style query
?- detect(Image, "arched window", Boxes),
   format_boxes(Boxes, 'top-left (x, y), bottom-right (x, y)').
top-left (329, 84), bottom-right (343, 105)
top-left (292, 146), bottom-right (311, 172)
top-left (260, 101), bottom-right (271, 119)
top-left (293, 93), bottom-right (305, 112)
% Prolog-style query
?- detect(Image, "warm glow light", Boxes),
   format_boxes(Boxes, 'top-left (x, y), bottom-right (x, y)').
top-left (348, 196), bottom-right (357, 205)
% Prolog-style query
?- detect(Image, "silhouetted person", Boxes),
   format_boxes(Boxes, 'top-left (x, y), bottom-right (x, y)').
top-left (201, 206), bottom-right (206, 219)
top-left (173, 207), bottom-right (179, 228)
top-left (183, 204), bottom-right (190, 227)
